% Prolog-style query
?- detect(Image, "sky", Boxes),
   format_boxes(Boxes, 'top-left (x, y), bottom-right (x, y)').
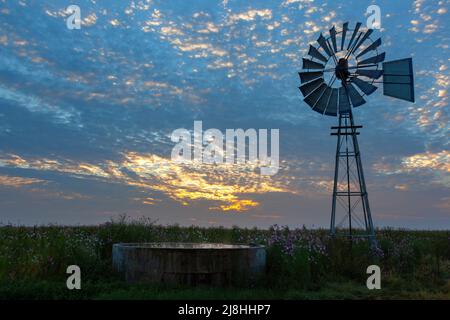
top-left (0, 0), bottom-right (448, 229)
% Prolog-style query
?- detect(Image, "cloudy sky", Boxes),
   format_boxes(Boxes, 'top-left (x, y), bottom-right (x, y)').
top-left (0, 0), bottom-right (448, 229)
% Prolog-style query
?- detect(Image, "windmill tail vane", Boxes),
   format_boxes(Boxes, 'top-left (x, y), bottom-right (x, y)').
top-left (297, 22), bottom-right (415, 244)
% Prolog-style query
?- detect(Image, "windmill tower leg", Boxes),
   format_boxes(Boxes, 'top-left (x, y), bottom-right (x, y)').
top-left (330, 115), bottom-right (342, 237)
top-left (330, 111), bottom-right (376, 245)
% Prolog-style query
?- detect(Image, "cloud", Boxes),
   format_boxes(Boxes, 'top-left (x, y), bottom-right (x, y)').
top-left (83, 13), bottom-right (97, 26)
top-left (0, 152), bottom-right (292, 212)
top-left (401, 151), bottom-right (449, 173)
top-left (121, 152), bottom-right (290, 211)
top-left (160, 26), bottom-right (184, 36)
top-left (109, 19), bottom-right (121, 27)
top-left (228, 9), bottom-right (272, 23)
top-left (0, 175), bottom-right (45, 188)
top-left (373, 151), bottom-right (450, 187)
top-left (0, 86), bottom-right (81, 127)
top-left (0, 173), bottom-right (91, 200)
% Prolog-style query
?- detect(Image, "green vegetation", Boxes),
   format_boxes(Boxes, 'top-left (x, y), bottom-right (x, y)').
top-left (0, 216), bottom-right (449, 300)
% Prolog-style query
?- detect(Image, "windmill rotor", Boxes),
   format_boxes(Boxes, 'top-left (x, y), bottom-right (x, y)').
top-left (297, 22), bottom-right (416, 244)
top-left (298, 22), bottom-right (415, 116)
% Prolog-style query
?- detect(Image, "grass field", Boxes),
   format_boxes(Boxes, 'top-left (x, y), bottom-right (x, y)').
top-left (1, 216), bottom-right (449, 300)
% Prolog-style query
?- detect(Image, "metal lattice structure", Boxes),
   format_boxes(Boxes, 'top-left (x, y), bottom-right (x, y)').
top-left (297, 22), bottom-right (415, 244)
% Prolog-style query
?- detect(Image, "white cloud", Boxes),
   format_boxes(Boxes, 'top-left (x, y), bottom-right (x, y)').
top-left (0, 86), bottom-right (81, 126)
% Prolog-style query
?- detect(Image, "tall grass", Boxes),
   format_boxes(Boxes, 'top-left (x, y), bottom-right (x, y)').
top-left (0, 216), bottom-right (449, 299)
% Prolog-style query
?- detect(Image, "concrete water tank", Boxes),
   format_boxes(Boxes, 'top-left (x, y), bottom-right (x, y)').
top-left (112, 242), bottom-right (266, 286)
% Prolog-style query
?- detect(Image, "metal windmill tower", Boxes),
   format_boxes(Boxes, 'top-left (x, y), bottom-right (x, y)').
top-left (298, 22), bottom-right (415, 243)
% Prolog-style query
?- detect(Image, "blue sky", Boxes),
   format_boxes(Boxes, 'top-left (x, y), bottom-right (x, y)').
top-left (0, 0), bottom-right (448, 228)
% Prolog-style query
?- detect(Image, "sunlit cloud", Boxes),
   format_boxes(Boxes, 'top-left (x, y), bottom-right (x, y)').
top-left (401, 151), bottom-right (450, 173)
top-left (160, 26), bottom-right (184, 36)
top-left (83, 13), bottom-right (97, 26)
top-left (374, 151), bottom-right (450, 187)
top-left (394, 184), bottom-right (409, 191)
top-left (0, 175), bottom-right (45, 188)
top-left (0, 152), bottom-right (293, 212)
top-left (0, 174), bottom-right (89, 201)
top-left (228, 9), bottom-right (272, 23)
top-left (197, 22), bottom-right (220, 34)
top-left (121, 152), bottom-right (290, 211)
top-left (110, 19), bottom-right (121, 27)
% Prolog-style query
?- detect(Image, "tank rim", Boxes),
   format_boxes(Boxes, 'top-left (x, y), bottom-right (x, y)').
top-left (112, 242), bottom-right (265, 250)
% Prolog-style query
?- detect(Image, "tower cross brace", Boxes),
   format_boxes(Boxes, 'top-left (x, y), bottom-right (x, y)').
top-left (330, 110), bottom-right (376, 243)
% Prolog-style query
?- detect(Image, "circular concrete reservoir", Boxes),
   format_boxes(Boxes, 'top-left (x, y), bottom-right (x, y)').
top-left (112, 242), bottom-right (266, 286)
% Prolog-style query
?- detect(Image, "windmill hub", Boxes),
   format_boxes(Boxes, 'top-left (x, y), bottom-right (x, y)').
top-left (335, 58), bottom-right (350, 81)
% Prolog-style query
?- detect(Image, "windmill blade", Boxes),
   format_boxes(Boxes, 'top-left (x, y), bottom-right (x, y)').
top-left (302, 58), bottom-right (325, 70)
top-left (313, 86), bottom-right (332, 114)
top-left (341, 22), bottom-right (348, 50)
top-left (329, 26), bottom-right (338, 53)
top-left (299, 77), bottom-right (323, 97)
top-left (347, 22), bottom-right (362, 50)
top-left (308, 45), bottom-right (328, 63)
top-left (348, 32), bottom-right (363, 54)
top-left (304, 83), bottom-right (327, 109)
top-left (338, 86), bottom-right (351, 114)
top-left (317, 34), bottom-right (334, 57)
top-left (324, 88), bottom-right (338, 116)
top-left (350, 29), bottom-right (373, 54)
top-left (355, 69), bottom-right (383, 79)
top-left (298, 71), bottom-right (323, 83)
top-left (358, 52), bottom-right (386, 66)
top-left (356, 38), bottom-right (381, 59)
top-left (351, 77), bottom-right (378, 95)
top-left (383, 58), bottom-right (415, 102)
top-left (346, 83), bottom-right (366, 107)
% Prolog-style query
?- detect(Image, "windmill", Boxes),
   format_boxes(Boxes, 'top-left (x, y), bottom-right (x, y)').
top-left (298, 22), bottom-right (415, 244)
